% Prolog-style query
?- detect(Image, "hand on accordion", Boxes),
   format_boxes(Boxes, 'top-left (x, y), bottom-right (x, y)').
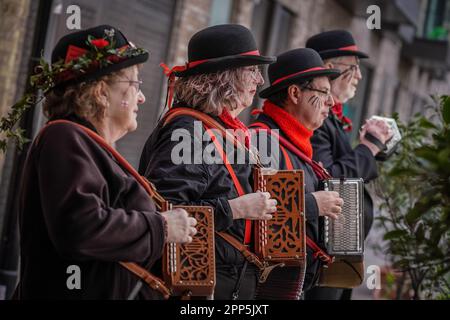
top-left (312, 191), bottom-right (344, 220)
top-left (228, 191), bottom-right (277, 220)
top-left (161, 208), bottom-right (198, 243)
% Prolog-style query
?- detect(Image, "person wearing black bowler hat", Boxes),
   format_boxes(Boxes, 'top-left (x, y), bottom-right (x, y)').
top-left (139, 24), bottom-right (277, 300)
top-left (250, 48), bottom-right (344, 299)
top-left (10, 25), bottom-right (198, 299)
top-left (305, 30), bottom-right (393, 300)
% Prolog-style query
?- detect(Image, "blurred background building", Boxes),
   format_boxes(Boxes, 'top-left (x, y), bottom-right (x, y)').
top-left (0, 0), bottom-right (449, 299)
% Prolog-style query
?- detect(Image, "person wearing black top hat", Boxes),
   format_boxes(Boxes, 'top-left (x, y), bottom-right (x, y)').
top-left (139, 24), bottom-right (277, 300)
top-left (12, 25), bottom-right (197, 299)
top-left (305, 30), bottom-right (393, 300)
top-left (250, 48), bottom-right (343, 299)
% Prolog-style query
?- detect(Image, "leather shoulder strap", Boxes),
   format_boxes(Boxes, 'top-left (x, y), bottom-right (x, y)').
top-left (119, 262), bottom-right (170, 299)
top-left (251, 123), bottom-right (331, 180)
top-left (163, 108), bottom-right (254, 245)
top-left (216, 232), bottom-right (265, 270)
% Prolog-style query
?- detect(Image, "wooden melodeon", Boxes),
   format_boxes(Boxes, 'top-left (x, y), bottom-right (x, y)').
top-left (154, 192), bottom-right (216, 298)
top-left (253, 167), bottom-right (306, 267)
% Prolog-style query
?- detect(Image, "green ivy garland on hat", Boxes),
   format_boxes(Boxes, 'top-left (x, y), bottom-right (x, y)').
top-left (0, 28), bottom-right (147, 152)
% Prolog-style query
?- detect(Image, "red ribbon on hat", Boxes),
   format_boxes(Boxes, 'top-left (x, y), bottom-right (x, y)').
top-left (338, 45), bottom-right (358, 52)
top-left (160, 50), bottom-right (261, 109)
top-left (271, 66), bottom-right (327, 86)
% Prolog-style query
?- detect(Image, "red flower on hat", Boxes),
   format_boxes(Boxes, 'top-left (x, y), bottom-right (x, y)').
top-left (90, 38), bottom-right (109, 49)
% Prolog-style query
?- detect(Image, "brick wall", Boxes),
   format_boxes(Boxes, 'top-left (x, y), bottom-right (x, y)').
top-left (166, 0), bottom-right (212, 67)
top-left (0, 0), bottom-right (33, 179)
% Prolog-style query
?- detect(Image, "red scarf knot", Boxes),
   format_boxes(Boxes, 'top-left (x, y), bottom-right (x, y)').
top-left (331, 103), bottom-right (353, 132)
top-left (218, 108), bottom-right (250, 147)
top-left (261, 100), bottom-right (314, 159)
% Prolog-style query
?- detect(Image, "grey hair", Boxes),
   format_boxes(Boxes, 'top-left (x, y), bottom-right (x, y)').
top-left (173, 67), bottom-right (250, 116)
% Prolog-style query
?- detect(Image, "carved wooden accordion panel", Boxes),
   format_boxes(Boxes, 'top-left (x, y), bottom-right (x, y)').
top-left (253, 168), bottom-right (306, 266)
top-left (323, 178), bottom-right (364, 256)
top-left (162, 205), bottom-right (215, 297)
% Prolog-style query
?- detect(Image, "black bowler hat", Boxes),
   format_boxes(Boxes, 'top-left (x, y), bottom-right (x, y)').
top-left (166, 24), bottom-right (275, 77)
top-left (305, 30), bottom-right (369, 60)
top-left (51, 24), bottom-right (149, 88)
top-left (259, 48), bottom-right (340, 99)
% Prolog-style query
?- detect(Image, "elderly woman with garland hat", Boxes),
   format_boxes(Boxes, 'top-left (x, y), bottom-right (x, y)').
top-left (12, 25), bottom-right (196, 299)
top-left (139, 24), bottom-right (277, 300)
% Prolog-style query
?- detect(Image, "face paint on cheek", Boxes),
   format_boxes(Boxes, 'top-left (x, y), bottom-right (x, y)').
top-left (309, 95), bottom-right (321, 110)
top-left (121, 100), bottom-right (129, 108)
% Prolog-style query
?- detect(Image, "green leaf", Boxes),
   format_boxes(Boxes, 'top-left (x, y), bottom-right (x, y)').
top-left (415, 223), bottom-right (425, 242)
top-left (442, 96), bottom-right (450, 124)
top-left (406, 208), bottom-right (423, 225)
top-left (415, 147), bottom-right (437, 162)
top-left (384, 229), bottom-right (408, 240)
top-left (419, 117), bottom-right (437, 129)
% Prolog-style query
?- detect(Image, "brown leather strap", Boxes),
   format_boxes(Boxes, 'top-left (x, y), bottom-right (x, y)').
top-left (163, 107), bottom-right (262, 166)
top-left (119, 262), bottom-right (171, 299)
top-left (216, 232), bottom-right (265, 270)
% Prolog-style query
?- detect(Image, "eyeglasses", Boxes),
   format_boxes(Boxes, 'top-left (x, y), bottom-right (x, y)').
top-left (244, 66), bottom-right (263, 80)
top-left (116, 78), bottom-right (143, 92)
top-left (302, 86), bottom-right (332, 100)
top-left (333, 62), bottom-right (360, 73)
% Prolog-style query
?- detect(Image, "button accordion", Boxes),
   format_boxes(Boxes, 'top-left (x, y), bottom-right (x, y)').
top-left (159, 201), bottom-right (216, 298)
top-left (253, 168), bottom-right (307, 298)
top-left (318, 177), bottom-right (365, 288)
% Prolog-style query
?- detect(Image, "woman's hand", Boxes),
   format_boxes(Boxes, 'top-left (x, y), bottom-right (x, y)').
top-left (312, 191), bottom-right (343, 220)
top-left (161, 208), bottom-right (197, 243)
top-left (228, 191), bottom-right (277, 220)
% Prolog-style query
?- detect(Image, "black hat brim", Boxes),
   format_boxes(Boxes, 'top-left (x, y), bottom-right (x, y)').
top-left (319, 49), bottom-right (369, 60)
top-left (259, 68), bottom-right (341, 99)
top-left (174, 54), bottom-right (276, 77)
top-left (53, 52), bottom-right (149, 91)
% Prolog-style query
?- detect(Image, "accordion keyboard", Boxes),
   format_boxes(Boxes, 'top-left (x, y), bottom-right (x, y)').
top-left (324, 178), bottom-right (364, 256)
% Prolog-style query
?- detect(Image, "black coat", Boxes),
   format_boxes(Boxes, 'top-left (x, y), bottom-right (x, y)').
top-left (311, 115), bottom-right (378, 237)
top-left (252, 114), bottom-right (322, 292)
top-left (16, 116), bottom-right (166, 299)
top-left (139, 109), bottom-right (259, 299)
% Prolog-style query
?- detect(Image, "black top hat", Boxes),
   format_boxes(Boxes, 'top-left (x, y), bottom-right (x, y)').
top-left (51, 24), bottom-right (148, 89)
top-left (305, 30), bottom-right (369, 60)
top-left (170, 24), bottom-right (275, 77)
top-left (259, 48), bottom-right (340, 99)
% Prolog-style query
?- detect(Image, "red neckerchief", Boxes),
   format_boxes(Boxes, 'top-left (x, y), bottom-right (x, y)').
top-left (261, 100), bottom-right (313, 159)
top-left (218, 108), bottom-right (250, 147)
top-left (331, 103), bottom-right (353, 132)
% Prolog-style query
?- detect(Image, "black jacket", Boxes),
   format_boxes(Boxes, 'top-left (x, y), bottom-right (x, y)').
top-left (139, 110), bottom-right (254, 268)
top-left (252, 114), bottom-right (322, 291)
top-left (311, 115), bottom-right (378, 237)
top-left (17, 116), bottom-right (166, 299)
